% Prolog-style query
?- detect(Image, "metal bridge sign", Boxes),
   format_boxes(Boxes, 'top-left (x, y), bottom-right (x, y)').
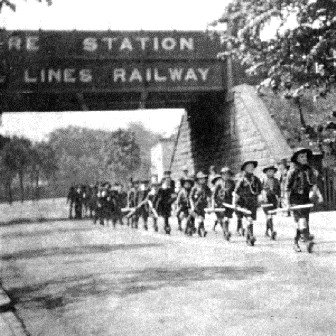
top-left (0, 30), bottom-right (225, 93)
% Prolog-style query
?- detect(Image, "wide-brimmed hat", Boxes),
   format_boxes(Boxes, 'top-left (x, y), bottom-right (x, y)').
top-left (241, 160), bottom-right (258, 171)
top-left (220, 167), bottom-right (233, 175)
top-left (263, 165), bottom-right (278, 174)
top-left (181, 165), bottom-right (189, 171)
top-left (291, 148), bottom-right (313, 163)
top-left (196, 171), bottom-right (207, 179)
top-left (102, 182), bottom-right (111, 188)
top-left (278, 158), bottom-right (290, 170)
top-left (181, 177), bottom-right (194, 185)
top-left (211, 174), bottom-right (222, 184)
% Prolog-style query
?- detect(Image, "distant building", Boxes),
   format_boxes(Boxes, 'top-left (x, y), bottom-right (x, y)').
top-left (151, 138), bottom-right (175, 181)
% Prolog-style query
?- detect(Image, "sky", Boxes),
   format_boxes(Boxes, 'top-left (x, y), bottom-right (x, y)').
top-left (0, 0), bottom-right (231, 141)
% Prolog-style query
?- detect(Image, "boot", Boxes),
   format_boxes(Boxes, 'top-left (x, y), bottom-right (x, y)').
top-left (153, 219), bottom-right (158, 232)
top-left (223, 220), bottom-right (231, 241)
top-left (246, 225), bottom-right (255, 246)
top-left (236, 218), bottom-right (242, 236)
top-left (269, 220), bottom-right (277, 240)
top-left (293, 229), bottom-right (301, 252)
top-left (198, 222), bottom-right (207, 237)
top-left (293, 243), bottom-right (302, 252)
top-left (177, 218), bottom-right (183, 231)
top-left (185, 219), bottom-right (193, 236)
top-left (265, 218), bottom-right (271, 237)
top-left (306, 240), bottom-right (315, 253)
top-left (213, 220), bottom-right (218, 232)
top-left (301, 228), bottom-right (314, 253)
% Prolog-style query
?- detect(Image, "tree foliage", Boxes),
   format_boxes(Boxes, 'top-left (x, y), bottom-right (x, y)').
top-left (211, 0), bottom-right (336, 96)
top-left (48, 126), bottom-right (142, 186)
top-left (127, 122), bottom-right (162, 179)
top-left (0, 0), bottom-right (52, 12)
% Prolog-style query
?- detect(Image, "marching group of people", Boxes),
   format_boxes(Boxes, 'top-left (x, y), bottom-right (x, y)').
top-left (67, 147), bottom-right (322, 253)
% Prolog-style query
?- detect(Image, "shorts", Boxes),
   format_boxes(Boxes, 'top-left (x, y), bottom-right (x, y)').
top-left (292, 206), bottom-right (310, 222)
top-left (290, 194), bottom-right (311, 222)
top-left (237, 197), bottom-right (258, 221)
top-left (177, 207), bottom-right (189, 218)
top-left (262, 204), bottom-right (276, 215)
top-left (194, 208), bottom-right (205, 218)
top-left (216, 207), bottom-right (234, 219)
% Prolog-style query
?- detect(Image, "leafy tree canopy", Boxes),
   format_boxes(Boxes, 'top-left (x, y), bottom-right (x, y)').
top-left (211, 0), bottom-right (336, 97)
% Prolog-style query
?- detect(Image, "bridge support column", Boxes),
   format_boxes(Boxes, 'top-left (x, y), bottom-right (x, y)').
top-left (170, 84), bottom-right (292, 179)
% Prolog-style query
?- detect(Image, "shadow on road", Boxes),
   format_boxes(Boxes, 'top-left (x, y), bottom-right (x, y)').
top-left (0, 217), bottom-right (70, 227)
top-left (1, 243), bottom-right (162, 261)
top-left (6, 265), bottom-right (266, 311)
top-left (1, 226), bottom-right (99, 239)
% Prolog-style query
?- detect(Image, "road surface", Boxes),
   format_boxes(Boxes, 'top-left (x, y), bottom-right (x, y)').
top-left (1, 211), bottom-right (336, 336)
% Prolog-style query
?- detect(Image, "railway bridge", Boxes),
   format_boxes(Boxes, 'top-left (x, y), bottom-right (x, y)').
top-left (0, 30), bottom-right (291, 176)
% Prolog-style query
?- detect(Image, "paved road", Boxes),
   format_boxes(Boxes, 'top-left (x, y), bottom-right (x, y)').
top-left (1, 214), bottom-right (336, 336)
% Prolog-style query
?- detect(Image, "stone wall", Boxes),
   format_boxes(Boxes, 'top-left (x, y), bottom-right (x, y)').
top-left (170, 84), bottom-right (292, 178)
top-left (169, 113), bottom-right (195, 181)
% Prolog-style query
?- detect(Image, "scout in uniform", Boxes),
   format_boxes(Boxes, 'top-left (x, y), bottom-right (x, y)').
top-left (212, 167), bottom-right (236, 240)
top-left (110, 182), bottom-right (124, 227)
top-left (286, 148), bottom-right (316, 253)
top-left (190, 171), bottom-right (211, 238)
top-left (278, 158), bottom-right (291, 216)
top-left (66, 185), bottom-right (76, 219)
top-left (94, 183), bottom-right (109, 226)
top-left (179, 166), bottom-right (190, 188)
top-left (156, 171), bottom-right (176, 234)
top-left (87, 184), bottom-right (96, 219)
top-left (233, 171), bottom-right (244, 236)
top-left (130, 179), bottom-right (141, 228)
top-left (262, 165), bottom-right (281, 240)
top-left (126, 179), bottom-right (137, 227)
top-left (135, 180), bottom-right (151, 230)
top-left (176, 177), bottom-right (193, 231)
top-left (74, 185), bottom-right (84, 219)
top-left (234, 160), bottom-right (262, 246)
top-left (147, 180), bottom-right (160, 232)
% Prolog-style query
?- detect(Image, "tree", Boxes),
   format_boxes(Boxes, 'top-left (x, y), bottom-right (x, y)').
top-left (211, 0), bottom-right (336, 97)
top-left (1, 136), bottom-right (32, 202)
top-left (102, 129), bottom-right (141, 182)
top-left (209, 0), bottom-right (336, 156)
top-left (30, 142), bottom-right (58, 199)
top-left (127, 122), bottom-right (161, 179)
top-left (47, 126), bottom-right (142, 186)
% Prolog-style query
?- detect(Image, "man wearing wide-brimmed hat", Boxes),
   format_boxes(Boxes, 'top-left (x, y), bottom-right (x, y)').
top-left (211, 167), bottom-right (236, 240)
top-left (176, 176), bottom-right (194, 232)
top-left (156, 170), bottom-right (176, 234)
top-left (207, 165), bottom-right (217, 191)
top-left (234, 160), bottom-right (262, 246)
top-left (262, 165), bottom-right (281, 240)
top-left (126, 178), bottom-right (137, 227)
top-left (189, 171), bottom-right (211, 237)
top-left (134, 180), bottom-right (151, 230)
top-left (277, 158), bottom-right (291, 214)
top-left (146, 179), bottom-right (160, 232)
top-left (286, 147), bottom-right (316, 252)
